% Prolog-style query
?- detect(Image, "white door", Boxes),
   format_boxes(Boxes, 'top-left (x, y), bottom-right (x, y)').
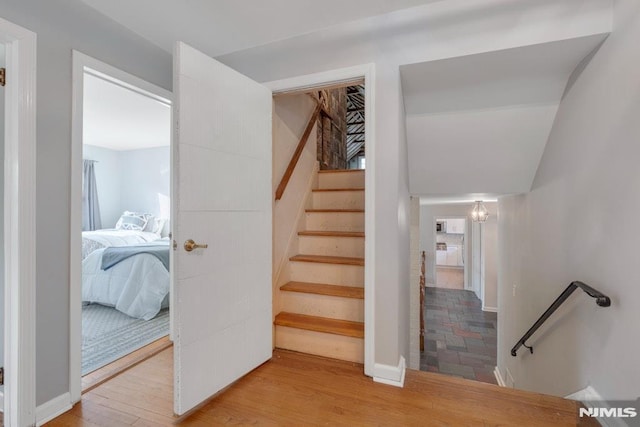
top-left (173, 42), bottom-right (272, 415)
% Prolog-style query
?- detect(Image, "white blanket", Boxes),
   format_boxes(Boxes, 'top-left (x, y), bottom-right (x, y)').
top-left (82, 229), bottom-right (160, 259)
top-left (82, 248), bottom-right (169, 320)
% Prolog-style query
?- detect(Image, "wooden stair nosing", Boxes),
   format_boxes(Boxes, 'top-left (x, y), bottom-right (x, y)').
top-left (312, 188), bottom-right (364, 192)
top-left (280, 281), bottom-right (364, 299)
top-left (274, 312), bottom-right (364, 338)
top-left (318, 169), bottom-right (364, 174)
top-left (289, 254), bottom-right (364, 266)
top-left (306, 209), bottom-right (364, 213)
top-left (298, 230), bottom-right (365, 238)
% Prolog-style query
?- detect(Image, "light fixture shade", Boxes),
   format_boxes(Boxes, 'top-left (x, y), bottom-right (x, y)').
top-left (471, 201), bottom-right (489, 222)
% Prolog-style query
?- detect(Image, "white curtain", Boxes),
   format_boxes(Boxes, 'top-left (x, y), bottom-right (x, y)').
top-left (82, 159), bottom-right (102, 231)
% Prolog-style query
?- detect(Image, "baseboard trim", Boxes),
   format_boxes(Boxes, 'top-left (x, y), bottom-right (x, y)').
top-left (482, 306), bottom-right (498, 313)
top-left (372, 356), bottom-right (406, 388)
top-left (565, 386), bottom-right (627, 427)
top-left (36, 392), bottom-right (72, 426)
top-left (493, 366), bottom-right (505, 387)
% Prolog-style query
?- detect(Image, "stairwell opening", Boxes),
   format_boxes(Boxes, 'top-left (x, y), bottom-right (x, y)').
top-left (272, 81), bottom-right (367, 364)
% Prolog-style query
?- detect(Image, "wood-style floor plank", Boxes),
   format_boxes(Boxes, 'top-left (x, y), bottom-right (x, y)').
top-left (46, 347), bottom-right (585, 426)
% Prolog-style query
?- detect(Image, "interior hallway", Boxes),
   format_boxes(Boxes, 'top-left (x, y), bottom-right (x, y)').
top-left (46, 346), bottom-right (589, 426)
top-left (421, 287), bottom-right (498, 384)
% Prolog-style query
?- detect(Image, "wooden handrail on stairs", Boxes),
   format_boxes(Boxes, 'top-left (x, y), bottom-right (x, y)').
top-left (420, 250), bottom-right (426, 352)
top-left (275, 103), bottom-right (322, 201)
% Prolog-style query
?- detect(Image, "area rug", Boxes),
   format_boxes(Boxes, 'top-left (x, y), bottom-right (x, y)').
top-left (82, 304), bottom-right (170, 375)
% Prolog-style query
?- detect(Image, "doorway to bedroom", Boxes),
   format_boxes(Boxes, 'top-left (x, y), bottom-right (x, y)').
top-left (77, 59), bottom-right (172, 390)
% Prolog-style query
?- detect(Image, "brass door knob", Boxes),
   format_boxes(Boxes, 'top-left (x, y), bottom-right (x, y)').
top-left (184, 239), bottom-right (208, 252)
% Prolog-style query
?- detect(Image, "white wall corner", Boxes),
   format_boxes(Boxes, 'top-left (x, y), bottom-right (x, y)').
top-left (373, 356), bottom-right (406, 388)
top-left (493, 366), bottom-right (505, 387)
top-left (566, 386), bottom-right (627, 427)
top-left (36, 392), bottom-right (72, 426)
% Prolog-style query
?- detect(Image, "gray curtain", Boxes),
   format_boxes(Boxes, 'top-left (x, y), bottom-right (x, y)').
top-left (82, 159), bottom-right (102, 231)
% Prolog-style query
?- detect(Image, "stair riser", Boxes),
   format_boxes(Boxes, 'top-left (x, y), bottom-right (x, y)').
top-left (275, 326), bottom-right (364, 363)
top-left (318, 171), bottom-right (365, 189)
top-left (312, 191), bottom-right (364, 210)
top-left (280, 292), bottom-right (364, 322)
top-left (290, 261), bottom-right (364, 286)
top-left (305, 212), bottom-right (364, 232)
top-left (298, 235), bottom-right (365, 258)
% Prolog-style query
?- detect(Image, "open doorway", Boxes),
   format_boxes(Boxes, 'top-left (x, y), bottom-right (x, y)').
top-left (71, 53), bottom-right (173, 397)
top-left (418, 202), bottom-right (498, 385)
top-left (435, 217), bottom-right (466, 289)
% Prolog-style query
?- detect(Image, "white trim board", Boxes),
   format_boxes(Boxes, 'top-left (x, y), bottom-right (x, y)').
top-left (372, 356), bottom-right (406, 388)
top-left (482, 306), bottom-right (498, 313)
top-left (0, 15), bottom-right (38, 427)
top-left (69, 50), bottom-right (173, 405)
top-left (35, 392), bottom-right (72, 427)
top-left (493, 366), bottom-right (506, 387)
top-left (266, 63), bottom-right (377, 378)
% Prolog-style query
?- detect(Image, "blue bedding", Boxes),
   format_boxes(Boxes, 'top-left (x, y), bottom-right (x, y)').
top-left (101, 242), bottom-right (170, 271)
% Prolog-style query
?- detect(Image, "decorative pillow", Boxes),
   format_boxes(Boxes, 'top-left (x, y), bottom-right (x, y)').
top-left (115, 211), bottom-right (153, 231)
top-left (152, 217), bottom-right (168, 236)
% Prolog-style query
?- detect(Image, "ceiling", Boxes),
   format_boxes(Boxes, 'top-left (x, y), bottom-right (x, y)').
top-left (83, 73), bottom-right (171, 151)
top-left (80, 0), bottom-right (442, 57)
top-left (402, 35), bottom-right (608, 201)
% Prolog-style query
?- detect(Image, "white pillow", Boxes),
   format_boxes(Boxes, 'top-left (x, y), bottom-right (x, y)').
top-left (115, 211), bottom-right (154, 232)
top-left (152, 217), bottom-right (167, 236)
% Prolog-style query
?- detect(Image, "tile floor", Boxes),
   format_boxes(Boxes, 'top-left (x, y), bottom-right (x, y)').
top-left (420, 287), bottom-right (498, 385)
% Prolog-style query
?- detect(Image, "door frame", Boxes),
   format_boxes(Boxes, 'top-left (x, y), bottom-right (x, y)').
top-left (69, 51), bottom-right (172, 404)
top-left (265, 63), bottom-right (376, 376)
top-left (0, 16), bottom-right (37, 426)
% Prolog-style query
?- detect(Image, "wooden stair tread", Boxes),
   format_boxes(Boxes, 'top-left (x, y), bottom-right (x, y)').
top-left (318, 169), bottom-right (364, 173)
top-left (306, 209), bottom-right (364, 213)
top-left (275, 312), bottom-right (364, 338)
top-left (290, 254), bottom-right (365, 266)
top-left (281, 281), bottom-right (364, 299)
top-left (298, 230), bottom-right (365, 238)
top-left (312, 188), bottom-right (364, 192)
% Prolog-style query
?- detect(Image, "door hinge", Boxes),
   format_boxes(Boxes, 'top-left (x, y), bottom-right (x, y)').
top-left (0, 366), bottom-right (4, 385)
top-left (0, 68), bottom-right (5, 87)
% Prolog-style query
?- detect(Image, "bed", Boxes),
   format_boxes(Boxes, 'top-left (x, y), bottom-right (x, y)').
top-left (82, 212), bottom-right (171, 320)
top-left (82, 229), bottom-right (162, 260)
top-left (82, 240), bottom-right (170, 320)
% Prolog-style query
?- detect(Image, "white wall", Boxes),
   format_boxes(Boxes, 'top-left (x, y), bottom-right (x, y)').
top-left (119, 147), bottom-right (170, 220)
top-left (272, 94), bottom-right (318, 319)
top-left (83, 145), bottom-right (170, 228)
top-left (218, 0), bottom-right (612, 370)
top-left (0, 0), bottom-right (172, 406)
top-left (482, 214), bottom-right (498, 311)
top-left (497, 0), bottom-right (639, 399)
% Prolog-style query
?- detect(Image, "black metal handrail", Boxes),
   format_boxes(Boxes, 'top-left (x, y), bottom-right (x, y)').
top-left (511, 281), bottom-right (611, 357)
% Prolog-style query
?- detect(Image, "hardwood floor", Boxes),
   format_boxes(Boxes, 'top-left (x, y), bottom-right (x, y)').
top-left (47, 347), bottom-right (590, 426)
top-left (82, 336), bottom-right (173, 393)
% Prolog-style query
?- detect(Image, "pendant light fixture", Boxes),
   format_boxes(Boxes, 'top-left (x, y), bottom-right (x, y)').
top-left (471, 201), bottom-right (489, 222)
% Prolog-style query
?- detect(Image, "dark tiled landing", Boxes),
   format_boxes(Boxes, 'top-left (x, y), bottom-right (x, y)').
top-left (420, 287), bottom-right (498, 385)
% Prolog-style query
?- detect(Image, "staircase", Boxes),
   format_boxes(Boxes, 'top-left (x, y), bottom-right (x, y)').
top-left (274, 169), bottom-right (365, 363)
